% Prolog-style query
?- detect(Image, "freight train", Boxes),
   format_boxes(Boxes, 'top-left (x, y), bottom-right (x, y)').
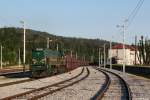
top-left (30, 48), bottom-right (89, 78)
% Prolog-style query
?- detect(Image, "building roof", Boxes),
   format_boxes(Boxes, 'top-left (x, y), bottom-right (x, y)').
top-left (112, 44), bottom-right (136, 51)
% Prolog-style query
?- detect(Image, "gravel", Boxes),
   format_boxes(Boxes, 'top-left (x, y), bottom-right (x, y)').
top-left (0, 76), bottom-right (30, 84)
top-left (101, 67), bottom-right (150, 100)
top-left (0, 67), bottom-right (83, 99)
top-left (102, 72), bottom-right (128, 100)
top-left (39, 66), bottom-right (106, 100)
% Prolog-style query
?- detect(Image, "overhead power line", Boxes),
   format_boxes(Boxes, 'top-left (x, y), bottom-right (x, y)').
top-left (127, 0), bottom-right (145, 27)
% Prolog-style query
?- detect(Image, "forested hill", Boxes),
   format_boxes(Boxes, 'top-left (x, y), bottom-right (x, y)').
top-left (0, 27), bottom-right (113, 65)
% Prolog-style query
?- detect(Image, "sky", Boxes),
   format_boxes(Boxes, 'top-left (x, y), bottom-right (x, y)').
top-left (0, 0), bottom-right (149, 44)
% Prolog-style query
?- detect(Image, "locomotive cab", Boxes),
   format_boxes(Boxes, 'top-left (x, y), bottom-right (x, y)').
top-left (30, 48), bottom-right (66, 78)
top-left (30, 49), bottom-right (48, 77)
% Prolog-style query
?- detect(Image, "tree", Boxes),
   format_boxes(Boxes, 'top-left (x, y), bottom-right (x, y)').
top-left (138, 36), bottom-right (150, 65)
top-left (0, 27), bottom-right (114, 66)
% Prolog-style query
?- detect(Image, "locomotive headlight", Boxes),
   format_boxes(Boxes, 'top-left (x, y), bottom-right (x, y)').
top-left (41, 58), bottom-right (46, 63)
top-left (32, 59), bottom-right (37, 64)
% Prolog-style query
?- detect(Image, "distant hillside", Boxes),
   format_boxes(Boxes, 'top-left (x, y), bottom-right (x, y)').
top-left (0, 27), bottom-right (115, 65)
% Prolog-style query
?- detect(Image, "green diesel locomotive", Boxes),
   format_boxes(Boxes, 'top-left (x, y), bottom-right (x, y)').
top-left (30, 49), bottom-right (66, 78)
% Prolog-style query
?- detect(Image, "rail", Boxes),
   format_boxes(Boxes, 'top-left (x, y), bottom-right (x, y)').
top-left (2, 67), bottom-right (90, 100)
top-left (91, 67), bottom-right (111, 100)
top-left (102, 68), bottom-right (132, 100)
top-left (91, 67), bottom-right (132, 100)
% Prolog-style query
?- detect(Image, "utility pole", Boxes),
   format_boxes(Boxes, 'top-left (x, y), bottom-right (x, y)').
top-left (90, 55), bottom-right (93, 62)
top-left (99, 48), bottom-right (101, 68)
top-left (76, 52), bottom-right (78, 60)
top-left (56, 43), bottom-right (58, 51)
top-left (19, 48), bottom-right (21, 67)
top-left (83, 55), bottom-right (85, 65)
top-left (70, 50), bottom-right (73, 68)
top-left (101, 53), bottom-right (103, 67)
top-left (20, 21), bottom-right (26, 72)
top-left (104, 44), bottom-right (106, 68)
top-left (1, 45), bottom-right (2, 69)
top-left (71, 50), bottom-right (73, 58)
top-left (135, 35), bottom-right (137, 65)
top-left (92, 49), bottom-right (94, 62)
top-left (110, 39), bottom-right (112, 70)
top-left (117, 19), bottom-right (127, 75)
top-left (47, 37), bottom-right (49, 49)
top-left (123, 25), bottom-right (125, 75)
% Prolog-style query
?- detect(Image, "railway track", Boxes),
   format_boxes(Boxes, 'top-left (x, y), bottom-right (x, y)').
top-left (0, 71), bottom-right (31, 78)
top-left (0, 71), bottom-right (33, 87)
top-left (93, 67), bottom-right (132, 100)
top-left (0, 78), bottom-right (34, 87)
top-left (0, 68), bottom-right (81, 88)
top-left (0, 69), bottom-right (29, 76)
top-left (2, 67), bottom-right (90, 100)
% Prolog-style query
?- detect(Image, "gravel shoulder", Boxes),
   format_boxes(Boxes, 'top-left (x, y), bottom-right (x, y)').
top-left (0, 67), bottom-right (83, 99)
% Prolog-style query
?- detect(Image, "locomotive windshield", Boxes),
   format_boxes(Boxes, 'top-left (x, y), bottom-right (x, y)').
top-left (32, 50), bottom-right (45, 65)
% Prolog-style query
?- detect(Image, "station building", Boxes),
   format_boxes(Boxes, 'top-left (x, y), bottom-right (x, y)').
top-left (108, 44), bottom-right (140, 65)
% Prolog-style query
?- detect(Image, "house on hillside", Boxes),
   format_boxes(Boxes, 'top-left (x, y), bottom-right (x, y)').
top-left (108, 44), bottom-right (140, 65)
